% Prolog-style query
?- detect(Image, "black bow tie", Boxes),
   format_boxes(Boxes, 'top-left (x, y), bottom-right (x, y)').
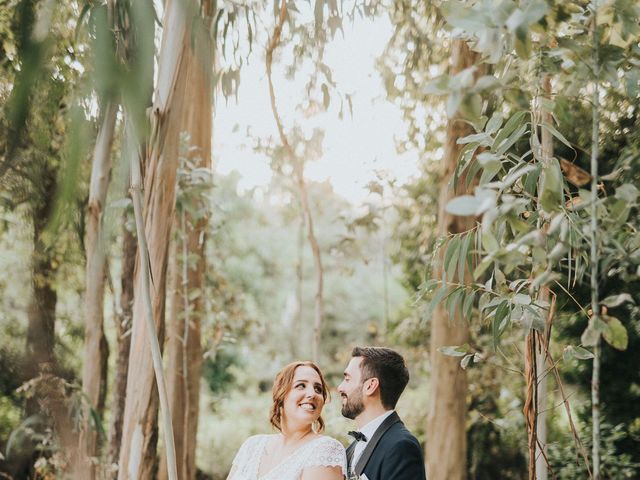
top-left (348, 430), bottom-right (367, 442)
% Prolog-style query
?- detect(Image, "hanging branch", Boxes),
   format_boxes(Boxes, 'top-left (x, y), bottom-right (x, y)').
top-left (589, 1), bottom-right (601, 478)
top-left (266, 0), bottom-right (325, 362)
top-left (128, 146), bottom-right (178, 480)
top-left (180, 205), bottom-right (191, 478)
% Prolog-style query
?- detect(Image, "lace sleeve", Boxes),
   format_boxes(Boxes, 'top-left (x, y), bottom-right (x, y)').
top-left (305, 437), bottom-right (347, 475)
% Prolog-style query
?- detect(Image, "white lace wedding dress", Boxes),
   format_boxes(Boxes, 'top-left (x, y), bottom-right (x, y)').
top-left (228, 434), bottom-right (347, 480)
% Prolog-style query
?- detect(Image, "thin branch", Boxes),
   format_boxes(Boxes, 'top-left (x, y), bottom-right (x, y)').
top-left (265, 0), bottom-right (325, 361)
top-left (129, 143), bottom-right (178, 480)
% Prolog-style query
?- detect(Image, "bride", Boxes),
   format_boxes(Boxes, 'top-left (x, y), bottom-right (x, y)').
top-left (226, 361), bottom-right (347, 480)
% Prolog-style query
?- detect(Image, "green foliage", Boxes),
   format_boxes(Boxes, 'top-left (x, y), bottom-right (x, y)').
top-left (548, 422), bottom-right (640, 479)
top-left (203, 349), bottom-right (241, 396)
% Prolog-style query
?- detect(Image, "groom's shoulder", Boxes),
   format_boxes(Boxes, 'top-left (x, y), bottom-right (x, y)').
top-left (382, 421), bottom-right (421, 449)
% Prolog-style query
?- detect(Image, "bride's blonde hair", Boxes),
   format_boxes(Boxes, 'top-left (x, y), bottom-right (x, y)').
top-left (269, 361), bottom-right (330, 433)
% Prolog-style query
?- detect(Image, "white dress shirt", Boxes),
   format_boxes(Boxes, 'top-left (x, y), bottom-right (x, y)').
top-left (351, 410), bottom-right (395, 469)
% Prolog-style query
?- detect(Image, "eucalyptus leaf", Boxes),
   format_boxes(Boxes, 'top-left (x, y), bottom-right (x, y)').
top-left (615, 184), bottom-right (639, 203)
top-left (457, 132), bottom-right (493, 146)
top-left (438, 344), bottom-right (469, 357)
top-left (512, 293), bottom-right (531, 305)
top-left (573, 346), bottom-right (595, 360)
top-left (494, 111), bottom-right (528, 148)
top-left (581, 316), bottom-right (605, 346)
top-left (505, 0), bottom-right (548, 30)
top-left (446, 195), bottom-right (480, 216)
top-left (463, 289), bottom-right (475, 319)
top-left (541, 122), bottom-right (574, 150)
top-left (539, 157), bottom-right (563, 213)
top-left (602, 316), bottom-right (629, 351)
top-left (485, 112), bottom-right (503, 134)
top-left (460, 354), bottom-right (473, 369)
top-left (496, 124), bottom-right (528, 156)
top-left (458, 233), bottom-right (473, 281)
top-left (444, 235), bottom-right (461, 280)
top-left (474, 75), bottom-right (501, 92)
top-left (474, 256), bottom-right (493, 280)
top-left (601, 293), bottom-right (634, 308)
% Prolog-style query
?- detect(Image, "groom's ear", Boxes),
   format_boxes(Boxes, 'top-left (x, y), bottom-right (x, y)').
top-left (363, 377), bottom-right (380, 397)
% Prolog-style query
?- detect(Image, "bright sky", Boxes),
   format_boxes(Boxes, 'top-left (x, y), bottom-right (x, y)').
top-left (213, 14), bottom-right (419, 205)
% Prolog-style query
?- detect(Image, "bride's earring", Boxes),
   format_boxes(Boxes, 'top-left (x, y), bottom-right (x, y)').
top-left (312, 420), bottom-right (319, 433)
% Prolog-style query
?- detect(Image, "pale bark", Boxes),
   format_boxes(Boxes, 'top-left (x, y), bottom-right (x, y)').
top-left (78, 100), bottom-right (118, 478)
top-left (298, 171), bottom-right (324, 363)
top-left (158, 19), bottom-right (213, 478)
top-left (108, 0), bottom-right (153, 469)
top-left (117, 0), bottom-right (196, 477)
top-left (108, 224), bottom-right (136, 476)
top-left (527, 75), bottom-right (553, 480)
top-left (127, 143), bottom-right (178, 480)
top-left (426, 39), bottom-right (476, 480)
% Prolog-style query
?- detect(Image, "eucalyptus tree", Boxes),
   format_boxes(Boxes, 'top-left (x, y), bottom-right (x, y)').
top-left (425, 39), bottom-right (479, 480)
top-left (379, 2), bottom-right (476, 476)
top-left (78, 2), bottom-right (119, 474)
top-left (263, 0), bottom-right (377, 361)
top-left (103, 0), bottom-right (155, 475)
top-left (158, 5), bottom-right (216, 476)
top-left (115, 0), bottom-right (200, 476)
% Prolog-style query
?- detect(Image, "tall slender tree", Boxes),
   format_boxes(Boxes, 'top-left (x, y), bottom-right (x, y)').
top-left (266, 0), bottom-right (325, 362)
top-left (427, 39), bottom-right (477, 480)
top-left (116, 0), bottom-right (202, 476)
top-left (158, 3), bottom-right (214, 477)
top-left (78, 98), bottom-right (116, 479)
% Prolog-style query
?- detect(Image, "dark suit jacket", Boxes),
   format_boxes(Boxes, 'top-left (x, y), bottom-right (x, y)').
top-left (346, 411), bottom-right (426, 480)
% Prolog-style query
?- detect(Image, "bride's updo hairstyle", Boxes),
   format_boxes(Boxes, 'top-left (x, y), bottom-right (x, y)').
top-left (269, 361), bottom-right (330, 433)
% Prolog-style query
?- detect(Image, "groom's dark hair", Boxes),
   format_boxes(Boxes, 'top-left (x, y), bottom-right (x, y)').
top-left (352, 346), bottom-right (409, 409)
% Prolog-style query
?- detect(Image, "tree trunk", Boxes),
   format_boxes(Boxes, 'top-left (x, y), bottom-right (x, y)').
top-left (79, 100), bottom-right (118, 478)
top-left (17, 170), bottom-right (66, 476)
top-left (117, 0), bottom-right (196, 477)
top-left (426, 39), bottom-right (476, 480)
top-left (296, 169), bottom-right (324, 364)
top-left (25, 182), bottom-right (58, 404)
top-left (536, 75), bottom-right (553, 480)
top-left (25, 231), bottom-right (57, 380)
top-left (158, 19), bottom-right (213, 478)
top-left (524, 74), bottom-right (554, 480)
top-left (108, 0), bottom-right (153, 471)
top-left (108, 224), bottom-right (136, 477)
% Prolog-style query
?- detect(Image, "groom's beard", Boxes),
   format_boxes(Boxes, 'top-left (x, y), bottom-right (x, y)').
top-left (341, 390), bottom-right (365, 419)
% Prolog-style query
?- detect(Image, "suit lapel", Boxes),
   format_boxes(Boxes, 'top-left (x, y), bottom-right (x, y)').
top-left (355, 411), bottom-right (402, 475)
top-left (346, 441), bottom-right (356, 468)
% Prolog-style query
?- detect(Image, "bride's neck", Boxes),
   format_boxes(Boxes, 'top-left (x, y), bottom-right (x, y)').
top-left (280, 423), bottom-right (313, 444)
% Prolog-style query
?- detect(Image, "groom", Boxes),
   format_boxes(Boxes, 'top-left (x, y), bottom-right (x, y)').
top-left (338, 346), bottom-right (426, 480)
